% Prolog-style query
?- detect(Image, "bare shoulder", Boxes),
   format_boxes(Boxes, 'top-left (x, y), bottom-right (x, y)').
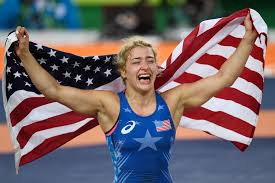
top-left (95, 90), bottom-right (120, 133)
top-left (161, 82), bottom-right (201, 104)
top-left (160, 84), bottom-right (187, 105)
top-left (99, 90), bottom-right (120, 106)
top-left (93, 90), bottom-right (120, 112)
top-left (160, 85), bottom-right (187, 128)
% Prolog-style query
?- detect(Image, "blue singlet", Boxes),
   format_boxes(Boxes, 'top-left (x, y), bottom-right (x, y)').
top-left (106, 92), bottom-right (176, 183)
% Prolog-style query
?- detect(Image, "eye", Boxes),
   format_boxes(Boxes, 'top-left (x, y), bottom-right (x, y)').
top-left (148, 59), bottom-right (155, 63)
top-left (132, 59), bottom-right (141, 64)
top-left (132, 61), bottom-right (140, 65)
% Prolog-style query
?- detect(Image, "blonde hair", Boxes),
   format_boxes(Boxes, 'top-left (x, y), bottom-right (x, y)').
top-left (116, 36), bottom-right (157, 83)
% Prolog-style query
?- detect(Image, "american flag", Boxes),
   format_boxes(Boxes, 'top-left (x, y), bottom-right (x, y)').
top-left (154, 119), bottom-right (172, 132)
top-left (2, 8), bottom-right (267, 171)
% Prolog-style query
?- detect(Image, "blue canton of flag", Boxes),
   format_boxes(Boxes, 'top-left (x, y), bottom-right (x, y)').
top-left (154, 119), bottom-right (172, 132)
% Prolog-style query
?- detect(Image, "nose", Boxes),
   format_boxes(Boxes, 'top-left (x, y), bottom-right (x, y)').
top-left (140, 60), bottom-right (149, 70)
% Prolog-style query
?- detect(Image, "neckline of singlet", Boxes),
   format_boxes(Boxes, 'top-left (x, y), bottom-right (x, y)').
top-left (105, 92), bottom-right (160, 136)
top-left (121, 91), bottom-right (160, 119)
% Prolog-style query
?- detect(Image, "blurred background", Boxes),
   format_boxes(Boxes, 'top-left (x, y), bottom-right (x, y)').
top-left (0, 0), bottom-right (275, 183)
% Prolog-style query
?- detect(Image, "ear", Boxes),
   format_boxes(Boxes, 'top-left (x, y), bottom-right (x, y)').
top-left (120, 68), bottom-right (126, 79)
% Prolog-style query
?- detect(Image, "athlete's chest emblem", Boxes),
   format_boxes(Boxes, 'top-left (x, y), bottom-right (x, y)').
top-left (121, 120), bottom-right (136, 134)
top-left (154, 119), bottom-right (172, 132)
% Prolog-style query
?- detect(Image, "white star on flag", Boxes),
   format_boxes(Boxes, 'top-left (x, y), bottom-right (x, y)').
top-left (48, 49), bottom-right (56, 57)
top-left (6, 67), bottom-right (11, 73)
top-left (104, 68), bottom-right (112, 77)
top-left (13, 71), bottom-right (21, 78)
top-left (60, 56), bottom-right (69, 64)
top-left (104, 56), bottom-right (111, 63)
top-left (73, 62), bottom-right (80, 68)
top-left (22, 72), bottom-right (28, 77)
top-left (86, 78), bottom-right (94, 86)
top-left (38, 58), bottom-right (47, 64)
top-left (62, 71), bottom-right (71, 78)
top-left (7, 83), bottom-right (12, 91)
top-left (35, 43), bottom-right (43, 50)
top-left (25, 81), bottom-right (31, 87)
top-left (84, 65), bottom-right (91, 71)
top-left (93, 56), bottom-right (100, 61)
top-left (74, 74), bottom-right (82, 82)
top-left (94, 67), bottom-right (100, 73)
top-left (50, 64), bottom-right (59, 71)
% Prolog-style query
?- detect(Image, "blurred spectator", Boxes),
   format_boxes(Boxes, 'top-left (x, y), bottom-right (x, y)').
top-left (184, 0), bottom-right (217, 26)
top-left (160, 0), bottom-right (188, 28)
top-left (102, 0), bottom-right (154, 38)
top-left (0, 0), bottom-right (21, 29)
top-left (160, 0), bottom-right (217, 28)
top-left (17, 0), bottom-right (80, 29)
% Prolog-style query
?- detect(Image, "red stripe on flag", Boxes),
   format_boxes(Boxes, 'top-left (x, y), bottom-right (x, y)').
top-left (19, 120), bottom-right (98, 166)
top-left (183, 107), bottom-right (255, 138)
top-left (10, 97), bottom-right (52, 126)
top-left (220, 35), bottom-right (264, 62)
top-left (196, 54), bottom-right (264, 90)
top-left (240, 68), bottom-right (264, 91)
top-left (232, 141), bottom-right (248, 152)
top-left (216, 88), bottom-right (261, 114)
top-left (175, 72), bottom-right (201, 83)
top-left (197, 54), bottom-right (224, 68)
top-left (17, 111), bottom-right (93, 148)
top-left (176, 72), bottom-right (261, 114)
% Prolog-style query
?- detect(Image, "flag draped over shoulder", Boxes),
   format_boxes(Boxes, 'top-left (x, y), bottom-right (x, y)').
top-left (2, 8), bottom-right (268, 170)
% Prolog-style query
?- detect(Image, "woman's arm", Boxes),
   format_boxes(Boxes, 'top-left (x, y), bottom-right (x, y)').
top-left (14, 27), bottom-right (119, 121)
top-left (165, 13), bottom-right (258, 127)
top-left (182, 13), bottom-right (258, 108)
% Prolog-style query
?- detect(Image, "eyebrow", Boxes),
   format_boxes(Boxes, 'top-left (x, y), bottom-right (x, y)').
top-left (132, 56), bottom-right (155, 60)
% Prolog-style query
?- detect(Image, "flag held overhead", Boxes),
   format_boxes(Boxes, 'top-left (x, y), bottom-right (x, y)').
top-left (2, 8), bottom-right (268, 171)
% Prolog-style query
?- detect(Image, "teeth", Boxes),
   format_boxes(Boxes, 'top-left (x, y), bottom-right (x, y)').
top-left (139, 74), bottom-right (150, 77)
top-left (138, 73), bottom-right (151, 81)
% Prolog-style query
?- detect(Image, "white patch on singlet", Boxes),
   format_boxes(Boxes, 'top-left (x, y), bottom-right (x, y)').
top-left (121, 120), bottom-right (136, 135)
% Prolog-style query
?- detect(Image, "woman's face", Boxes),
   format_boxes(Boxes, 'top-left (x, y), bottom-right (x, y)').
top-left (122, 46), bottom-right (158, 93)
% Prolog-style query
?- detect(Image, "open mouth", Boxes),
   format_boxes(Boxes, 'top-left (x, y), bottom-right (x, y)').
top-left (138, 74), bottom-right (151, 82)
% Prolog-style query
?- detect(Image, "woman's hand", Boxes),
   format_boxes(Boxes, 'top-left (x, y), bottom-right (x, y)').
top-left (243, 12), bottom-right (258, 44)
top-left (15, 26), bottom-right (30, 59)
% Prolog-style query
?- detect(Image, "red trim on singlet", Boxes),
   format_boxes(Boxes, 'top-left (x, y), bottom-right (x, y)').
top-left (105, 120), bottom-right (119, 136)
